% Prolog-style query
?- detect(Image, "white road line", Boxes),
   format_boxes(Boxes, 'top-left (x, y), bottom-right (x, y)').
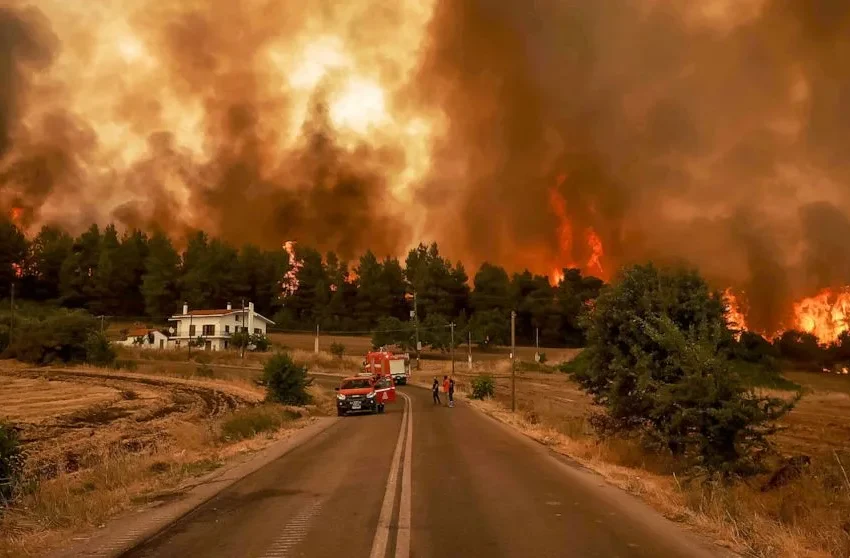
top-left (394, 392), bottom-right (413, 558)
top-left (369, 394), bottom-right (409, 558)
top-left (261, 499), bottom-right (323, 558)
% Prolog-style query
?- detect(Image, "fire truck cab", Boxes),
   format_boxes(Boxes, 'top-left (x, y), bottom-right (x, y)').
top-left (364, 349), bottom-right (410, 385)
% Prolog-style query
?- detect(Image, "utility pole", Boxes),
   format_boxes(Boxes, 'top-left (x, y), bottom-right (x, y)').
top-left (467, 330), bottom-right (472, 370)
top-left (188, 311), bottom-right (193, 360)
top-left (450, 322), bottom-right (455, 376)
top-left (9, 283), bottom-right (14, 344)
top-left (314, 324), bottom-right (320, 354)
top-left (100, 315), bottom-right (105, 334)
top-left (511, 310), bottom-right (516, 413)
top-left (413, 290), bottom-right (421, 370)
top-left (535, 327), bottom-right (539, 362)
top-left (240, 299), bottom-right (246, 359)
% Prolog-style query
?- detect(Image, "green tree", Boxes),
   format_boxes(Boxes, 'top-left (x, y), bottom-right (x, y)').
top-left (468, 308), bottom-right (510, 348)
top-left (113, 230), bottom-right (149, 316)
top-left (142, 231), bottom-right (180, 318)
top-left (0, 421), bottom-right (23, 506)
top-left (92, 224), bottom-right (121, 315)
top-left (0, 219), bottom-right (27, 299)
top-left (234, 245), bottom-right (288, 317)
top-left (263, 353), bottom-right (311, 405)
top-left (471, 262), bottom-right (511, 313)
top-left (371, 316), bottom-right (415, 351)
top-left (24, 226), bottom-right (72, 301)
top-left (283, 246), bottom-right (330, 327)
top-left (405, 243), bottom-right (469, 320)
top-left (575, 264), bottom-right (794, 474)
top-left (59, 225), bottom-right (101, 308)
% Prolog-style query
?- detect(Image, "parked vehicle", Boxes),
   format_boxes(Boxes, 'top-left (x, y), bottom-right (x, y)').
top-left (335, 374), bottom-right (396, 416)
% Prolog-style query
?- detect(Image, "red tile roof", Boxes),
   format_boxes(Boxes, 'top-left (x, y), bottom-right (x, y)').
top-left (127, 328), bottom-right (156, 337)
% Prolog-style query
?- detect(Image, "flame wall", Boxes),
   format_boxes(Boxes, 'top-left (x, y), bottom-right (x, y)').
top-left (2, 0), bottom-right (850, 333)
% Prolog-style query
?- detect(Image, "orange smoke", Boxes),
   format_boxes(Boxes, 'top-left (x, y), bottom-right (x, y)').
top-left (793, 288), bottom-right (850, 346)
top-left (723, 288), bottom-right (747, 339)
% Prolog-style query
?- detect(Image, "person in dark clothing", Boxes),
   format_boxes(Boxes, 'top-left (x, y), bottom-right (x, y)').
top-left (432, 377), bottom-right (441, 405)
top-left (448, 377), bottom-right (455, 408)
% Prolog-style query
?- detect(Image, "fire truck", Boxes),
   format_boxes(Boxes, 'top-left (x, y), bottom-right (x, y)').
top-left (363, 349), bottom-right (411, 385)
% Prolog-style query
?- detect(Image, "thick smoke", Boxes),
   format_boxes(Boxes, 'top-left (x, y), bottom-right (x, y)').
top-left (2, 0), bottom-right (850, 330)
top-left (416, 0), bottom-right (850, 328)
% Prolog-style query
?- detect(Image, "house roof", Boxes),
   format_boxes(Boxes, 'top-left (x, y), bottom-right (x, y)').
top-left (168, 308), bottom-right (275, 325)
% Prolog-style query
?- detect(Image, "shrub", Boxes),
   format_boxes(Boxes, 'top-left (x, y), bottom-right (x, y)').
top-left (262, 353), bottom-right (312, 405)
top-left (6, 311), bottom-right (99, 364)
top-left (220, 405), bottom-right (301, 441)
top-left (537, 352), bottom-right (548, 364)
top-left (0, 422), bottom-right (24, 506)
top-left (329, 342), bottom-right (345, 359)
top-left (470, 374), bottom-right (495, 400)
top-left (251, 333), bottom-right (270, 352)
top-left (111, 359), bottom-right (138, 371)
top-left (195, 364), bottom-right (215, 378)
top-left (576, 264), bottom-right (796, 476)
top-left (85, 332), bottom-right (117, 366)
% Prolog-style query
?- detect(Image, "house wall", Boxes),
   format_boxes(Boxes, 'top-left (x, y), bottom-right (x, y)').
top-left (119, 331), bottom-right (170, 350)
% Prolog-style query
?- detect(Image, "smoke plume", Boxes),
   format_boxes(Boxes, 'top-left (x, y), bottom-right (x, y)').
top-left (1, 0), bottom-right (850, 330)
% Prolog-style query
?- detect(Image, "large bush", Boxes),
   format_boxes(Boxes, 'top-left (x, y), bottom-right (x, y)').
top-left (470, 375), bottom-right (495, 400)
top-left (0, 422), bottom-right (24, 506)
top-left (262, 353), bottom-right (312, 405)
top-left (575, 264), bottom-right (796, 475)
top-left (84, 332), bottom-right (117, 366)
top-left (5, 311), bottom-right (102, 364)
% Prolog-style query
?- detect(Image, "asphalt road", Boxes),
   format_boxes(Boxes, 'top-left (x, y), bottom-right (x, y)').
top-left (121, 383), bottom-right (724, 558)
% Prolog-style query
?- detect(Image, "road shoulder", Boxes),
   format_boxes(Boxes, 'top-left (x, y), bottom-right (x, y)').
top-left (49, 416), bottom-right (340, 558)
top-left (464, 398), bottom-right (739, 557)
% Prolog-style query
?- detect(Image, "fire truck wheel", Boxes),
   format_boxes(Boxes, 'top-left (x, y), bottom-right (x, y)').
top-left (378, 404), bottom-right (385, 414)
top-left (337, 409), bottom-right (346, 417)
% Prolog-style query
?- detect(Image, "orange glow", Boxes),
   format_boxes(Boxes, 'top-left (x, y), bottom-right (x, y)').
top-left (12, 263), bottom-right (23, 278)
top-left (282, 241), bottom-right (303, 297)
top-left (551, 268), bottom-right (565, 286)
top-left (10, 207), bottom-right (23, 224)
top-left (723, 288), bottom-right (747, 339)
top-left (793, 288), bottom-right (850, 346)
top-left (586, 228), bottom-right (604, 277)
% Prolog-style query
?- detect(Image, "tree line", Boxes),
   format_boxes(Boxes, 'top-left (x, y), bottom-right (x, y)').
top-left (0, 220), bottom-right (604, 348)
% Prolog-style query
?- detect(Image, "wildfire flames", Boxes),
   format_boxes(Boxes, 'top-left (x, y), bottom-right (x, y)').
top-left (547, 177), bottom-right (606, 285)
top-left (723, 289), bottom-right (747, 339)
top-left (282, 241), bottom-right (302, 297)
top-left (793, 289), bottom-right (850, 346)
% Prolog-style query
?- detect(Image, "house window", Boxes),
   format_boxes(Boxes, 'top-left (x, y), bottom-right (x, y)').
top-left (235, 315), bottom-right (240, 322)
top-left (189, 325), bottom-right (196, 337)
top-left (202, 325), bottom-right (215, 336)
top-left (225, 325), bottom-right (230, 333)
top-left (254, 328), bottom-right (262, 335)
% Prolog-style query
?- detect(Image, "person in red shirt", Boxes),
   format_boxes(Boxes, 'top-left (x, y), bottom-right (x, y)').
top-left (442, 376), bottom-right (450, 407)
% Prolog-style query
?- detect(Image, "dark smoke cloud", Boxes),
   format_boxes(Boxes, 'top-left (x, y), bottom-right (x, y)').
top-left (3, 0), bottom-right (850, 331)
top-left (416, 0), bottom-right (850, 328)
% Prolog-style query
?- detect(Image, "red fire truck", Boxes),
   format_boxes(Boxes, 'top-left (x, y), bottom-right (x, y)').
top-left (363, 349), bottom-right (411, 385)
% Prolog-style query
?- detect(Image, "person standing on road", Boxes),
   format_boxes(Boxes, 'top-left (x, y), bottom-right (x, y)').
top-left (442, 376), bottom-right (450, 407)
top-left (448, 377), bottom-right (455, 408)
top-left (432, 377), bottom-right (441, 405)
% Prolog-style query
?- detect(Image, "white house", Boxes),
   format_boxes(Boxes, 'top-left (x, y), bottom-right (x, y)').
top-left (118, 327), bottom-right (170, 350)
top-left (167, 302), bottom-right (275, 351)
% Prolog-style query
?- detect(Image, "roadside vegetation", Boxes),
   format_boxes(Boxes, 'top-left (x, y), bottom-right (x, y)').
top-left (461, 263), bottom-right (849, 557)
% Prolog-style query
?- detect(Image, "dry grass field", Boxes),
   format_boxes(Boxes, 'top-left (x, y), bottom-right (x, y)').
top-left (0, 364), bottom-right (330, 558)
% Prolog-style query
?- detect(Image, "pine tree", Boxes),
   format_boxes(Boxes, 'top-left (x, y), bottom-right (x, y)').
top-left (142, 231), bottom-right (180, 318)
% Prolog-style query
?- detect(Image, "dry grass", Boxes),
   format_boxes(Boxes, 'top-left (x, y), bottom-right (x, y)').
top-left (0, 366), bottom-right (333, 558)
top-left (467, 364), bottom-right (850, 558)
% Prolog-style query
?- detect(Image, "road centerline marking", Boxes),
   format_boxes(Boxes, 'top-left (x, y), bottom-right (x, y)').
top-left (394, 392), bottom-right (413, 558)
top-left (369, 393), bottom-right (409, 558)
